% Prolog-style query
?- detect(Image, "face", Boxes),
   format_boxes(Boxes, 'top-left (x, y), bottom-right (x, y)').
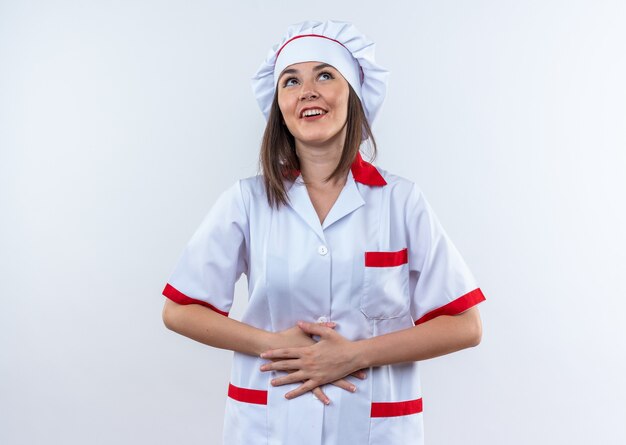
top-left (276, 61), bottom-right (350, 149)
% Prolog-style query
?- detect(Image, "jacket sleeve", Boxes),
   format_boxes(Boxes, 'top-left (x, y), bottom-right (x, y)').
top-left (405, 184), bottom-right (485, 325)
top-left (162, 180), bottom-right (248, 316)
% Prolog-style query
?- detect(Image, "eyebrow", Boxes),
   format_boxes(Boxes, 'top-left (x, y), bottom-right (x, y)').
top-left (278, 63), bottom-right (334, 81)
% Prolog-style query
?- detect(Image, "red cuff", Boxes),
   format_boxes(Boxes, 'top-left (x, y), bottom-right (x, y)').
top-left (162, 283), bottom-right (229, 317)
top-left (414, 288), bottom-right (485, 325)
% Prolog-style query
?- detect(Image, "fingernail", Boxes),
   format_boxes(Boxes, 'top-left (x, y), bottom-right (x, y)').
top-left (324, 399), bottom-right (331, 405)
top-left (260, 353), bottom-right (267, 358)
top-left (350, 386), bottom-right (356, 392)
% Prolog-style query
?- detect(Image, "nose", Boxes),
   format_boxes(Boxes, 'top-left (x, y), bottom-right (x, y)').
top-left (299, 78), bottom-right (319, 101)
top-left (300, 90), bottom-right (319, 101)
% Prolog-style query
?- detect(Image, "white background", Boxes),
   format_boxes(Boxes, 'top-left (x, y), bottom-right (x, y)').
top-left (1, 1), bottom-right (625, 444)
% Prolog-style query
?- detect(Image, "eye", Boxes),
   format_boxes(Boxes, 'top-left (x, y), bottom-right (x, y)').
top-left (318, 71), bottom-right (334, 81)
top-left (283, 77), bottom-right (299, 87)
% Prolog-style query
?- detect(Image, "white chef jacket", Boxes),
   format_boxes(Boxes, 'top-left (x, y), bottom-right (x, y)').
top-left (163, 152), bottom-right (485, 445)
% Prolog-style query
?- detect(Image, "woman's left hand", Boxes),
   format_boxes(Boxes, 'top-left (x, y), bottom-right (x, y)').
top-left (260, 321), bottom-right (363, 400)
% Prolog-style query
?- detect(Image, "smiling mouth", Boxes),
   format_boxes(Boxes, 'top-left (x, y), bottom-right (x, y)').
top-left (300, 108), bottom-right (328, 118)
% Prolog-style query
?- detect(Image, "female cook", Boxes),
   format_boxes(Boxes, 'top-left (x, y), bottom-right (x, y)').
top-left (162, 20), bottom-right (486, 445)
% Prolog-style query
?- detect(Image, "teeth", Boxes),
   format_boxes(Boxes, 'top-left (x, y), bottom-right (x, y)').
top-left (302, 109), bottom-right (326, 117)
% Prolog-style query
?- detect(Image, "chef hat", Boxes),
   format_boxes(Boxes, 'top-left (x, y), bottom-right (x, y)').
top-left (251, 20), bottom-right (389, 125)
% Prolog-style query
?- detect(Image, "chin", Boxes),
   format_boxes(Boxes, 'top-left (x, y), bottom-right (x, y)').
top-left (296, 131), bottom-right (343, 147)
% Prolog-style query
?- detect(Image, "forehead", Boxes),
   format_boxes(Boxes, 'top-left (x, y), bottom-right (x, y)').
top-left (279, 61), bottom-right (339, 76)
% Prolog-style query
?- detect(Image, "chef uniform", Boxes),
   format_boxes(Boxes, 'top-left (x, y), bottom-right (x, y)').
top-left (163, 20), bottom-right (486, 445)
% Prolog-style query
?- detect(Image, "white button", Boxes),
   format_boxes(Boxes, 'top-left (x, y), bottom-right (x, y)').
top-left (317, 316), bottom-right (329, 323)
top-left (318, 245), bottom-right (328, 255)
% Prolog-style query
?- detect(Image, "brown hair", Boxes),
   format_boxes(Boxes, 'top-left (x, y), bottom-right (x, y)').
top-left (259, 84), bottom-right (377, 209)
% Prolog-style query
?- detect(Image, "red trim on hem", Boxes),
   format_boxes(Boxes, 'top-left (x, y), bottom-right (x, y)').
top-left (365, 248), bottom-right (408, 267)
top-left (226, 383), bottom-right (423, 417)
top-left (371, 398), bottom-right (423, 417)
top-left (228, 383), bottom-right (268, 405)
top-left (162, 283), bottom-right (229, 317)
top-left (415, 288), bottom-right (486, 325)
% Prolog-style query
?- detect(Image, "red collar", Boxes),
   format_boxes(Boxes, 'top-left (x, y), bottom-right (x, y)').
top-left (284, 152), bottom-right (387, 186)
top-left (351, 151), bottom-right (387, 186)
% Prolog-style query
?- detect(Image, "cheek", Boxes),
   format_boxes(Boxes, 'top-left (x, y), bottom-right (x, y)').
top-left (277, 102), bottom-right (287, 119)
top-left (277, 93), bottom-right (295, 113)
top-left (333, 88), bottom-right (349, 115)
top-left (336, 96), bottom-right (349, 121)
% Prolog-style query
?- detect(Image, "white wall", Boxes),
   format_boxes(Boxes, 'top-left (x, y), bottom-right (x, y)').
top-left (1, 1), bottom-right (625, 444)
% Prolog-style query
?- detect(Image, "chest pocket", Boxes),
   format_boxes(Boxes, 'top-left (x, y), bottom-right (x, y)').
top-left (361, 248), bottom-right (410, 319)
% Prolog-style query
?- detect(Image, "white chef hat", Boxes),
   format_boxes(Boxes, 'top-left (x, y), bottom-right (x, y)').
top-left (251, 20), bottom-right (389, 125)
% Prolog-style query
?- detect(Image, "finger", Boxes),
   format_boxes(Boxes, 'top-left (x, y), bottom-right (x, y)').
top-left (312, 387), bottom-right (330, 405)
top-left (318, 321), bottom-right (337, 329)
top-left (297, 320), bottom-right (333, 338)
top-left (260, 348), bottom-right (301, 359)
top-left (285, 380), bottom-right (322, 401)
top-left (350, 369), bottom-right (367, 380)
top-left (260, 359), bottom-right (300, 372)
top-left (271, 371), bottom-right (307, 387)
top-left (330, 378), bottom-right (357, 393)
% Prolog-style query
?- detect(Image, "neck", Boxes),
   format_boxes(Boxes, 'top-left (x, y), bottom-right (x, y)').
top-left (295, 129), bottom-right (348, 189)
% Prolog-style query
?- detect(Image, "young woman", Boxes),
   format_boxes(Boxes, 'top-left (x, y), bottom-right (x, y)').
top-left (162, 20), bottom-right (486, 445)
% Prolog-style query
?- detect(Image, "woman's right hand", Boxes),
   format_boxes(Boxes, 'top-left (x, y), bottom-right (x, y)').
top-left (268, 323), bottom-right (367, 404)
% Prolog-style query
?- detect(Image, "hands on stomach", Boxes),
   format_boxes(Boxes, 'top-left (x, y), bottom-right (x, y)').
top-left (260, 321), bottom-right (366, 404)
